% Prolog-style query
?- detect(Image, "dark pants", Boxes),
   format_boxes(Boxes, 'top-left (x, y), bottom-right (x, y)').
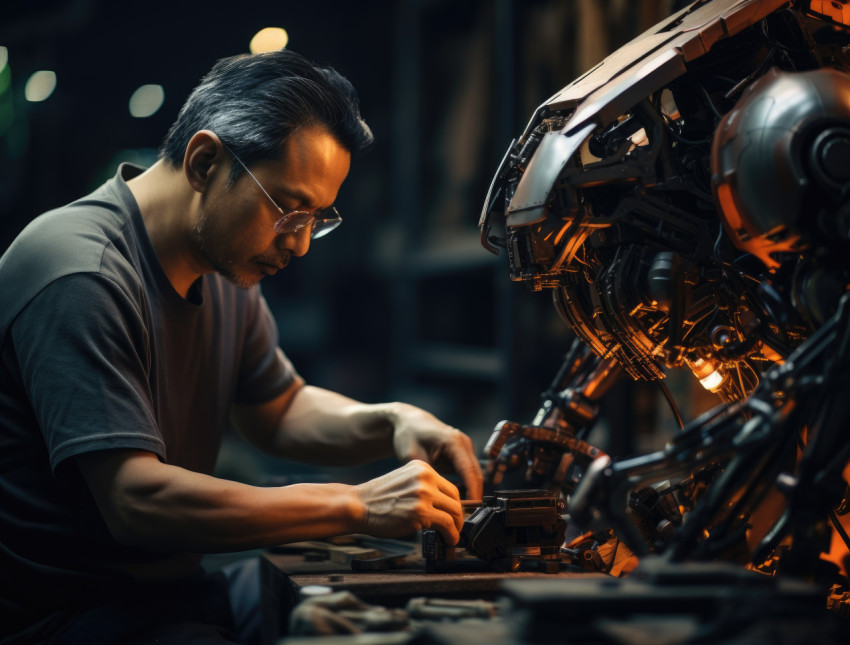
top-left (5, 559), bottom-right (262, 645)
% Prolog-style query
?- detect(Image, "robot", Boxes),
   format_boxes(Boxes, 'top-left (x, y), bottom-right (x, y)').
top-left (476, 0), bottom-right (850, 607)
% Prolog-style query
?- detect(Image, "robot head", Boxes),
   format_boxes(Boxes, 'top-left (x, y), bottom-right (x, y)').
top-left (711, 67), bottom-right (850, 270)
top-left (479, 1), bottom-right (850, 400)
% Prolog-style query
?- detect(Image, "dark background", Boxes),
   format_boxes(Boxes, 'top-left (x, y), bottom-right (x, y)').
top-left (0, 0), bottom-right (684, 484)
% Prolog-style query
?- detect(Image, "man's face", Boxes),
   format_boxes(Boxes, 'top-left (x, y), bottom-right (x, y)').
top-left (192, 126), bottom-right (351, 289)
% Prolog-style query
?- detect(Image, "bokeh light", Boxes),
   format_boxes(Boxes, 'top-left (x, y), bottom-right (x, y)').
top-left (129, 84), bottom-right (165, 118)
top-left (24, 70), bottom-right (56, 102)
top-left (0, 47), bottom-right (12, 137)
top-left (249, 27), bottom-right (289, 54)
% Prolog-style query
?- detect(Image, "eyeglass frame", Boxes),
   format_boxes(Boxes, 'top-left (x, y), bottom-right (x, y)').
top-left (220, 142), bottom-right (342, 239)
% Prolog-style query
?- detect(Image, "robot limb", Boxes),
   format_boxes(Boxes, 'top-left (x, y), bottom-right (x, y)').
top-left (475, 0), bottom-right (850, 599)
top-left (483, 337), bottom-right (617, 493)
top-left (570, 290), bottom-right (850, 583)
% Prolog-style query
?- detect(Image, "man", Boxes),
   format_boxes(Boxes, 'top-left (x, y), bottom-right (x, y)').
top-left (0, 49), bottom-right (482, 643)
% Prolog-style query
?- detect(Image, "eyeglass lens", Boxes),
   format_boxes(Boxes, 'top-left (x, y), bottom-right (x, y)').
top-left (273, 208), bottom-right (342, 239)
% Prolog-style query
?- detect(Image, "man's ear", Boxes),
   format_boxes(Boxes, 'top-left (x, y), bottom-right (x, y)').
top-left (184, 130), bottom-right (225, 193)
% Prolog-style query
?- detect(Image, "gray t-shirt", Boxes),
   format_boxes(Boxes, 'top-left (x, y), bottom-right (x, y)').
top-left (0, 164), bottom-right (300, 630)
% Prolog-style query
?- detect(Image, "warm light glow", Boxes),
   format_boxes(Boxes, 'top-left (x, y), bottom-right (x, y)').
top-left (699, 370), bottom-right (724, 391)
top-left (129, 84), bottom-right (165, 118)
top-left (25, 70), bottom-right (56, 102)
top-left (250, 27), bottom-right (289, 53)
top-left (824, 519), bottom-right (850, 577)
top-left (630, 128), bottom-right (649, 147)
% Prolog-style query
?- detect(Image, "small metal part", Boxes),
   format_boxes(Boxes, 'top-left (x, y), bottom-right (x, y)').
top-left (421, 529), bottom-right (455, 573)
top-left (456, 490), bottom-right (567, 573)
top-left (300, 585), bottom-right (333, 598)
top-left (406, 597), bottom-right (499, 619)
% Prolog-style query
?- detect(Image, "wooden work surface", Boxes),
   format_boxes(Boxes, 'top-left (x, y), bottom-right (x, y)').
top-left (258, 546), bottom-right (599, 645)
top-left (262, 551), bottom-right (594, 600)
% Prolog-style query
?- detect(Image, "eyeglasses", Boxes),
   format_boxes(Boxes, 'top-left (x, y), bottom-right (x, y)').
top-left (222, 144), bottom-right (342, 239)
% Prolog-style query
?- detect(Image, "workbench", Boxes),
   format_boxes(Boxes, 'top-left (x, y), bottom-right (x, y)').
top-left (257, 540), bottom-right (847, 645)
top-left (258, 539), bottom-right (596, 645)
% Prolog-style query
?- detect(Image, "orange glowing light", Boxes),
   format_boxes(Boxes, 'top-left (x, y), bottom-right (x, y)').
top-left (809, 0), bottom-right (850, 26)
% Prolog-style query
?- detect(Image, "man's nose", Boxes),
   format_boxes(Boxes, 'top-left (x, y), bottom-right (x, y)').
top-left (277, 226), bottom-right (312, 256)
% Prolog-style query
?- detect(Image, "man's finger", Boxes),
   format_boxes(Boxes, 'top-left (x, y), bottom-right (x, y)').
top-left (428, 508), bottom-right (461, 546)
top-left (445, 436), bottom-right (484, 500)
top-left (435, 472), bottom-right (461, 501)
top-left (432, 487), bottom-right (463, 533)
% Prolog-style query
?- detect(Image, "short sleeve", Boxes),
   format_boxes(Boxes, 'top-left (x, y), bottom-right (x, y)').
top-left (10, 273), bottom-right (165, 473)
top-left (232, 288), bottom-right (302, 405)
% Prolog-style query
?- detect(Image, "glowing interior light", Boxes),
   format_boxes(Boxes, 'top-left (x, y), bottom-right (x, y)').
top-left (250, 27), bottom-right (289, 54)
top-left (0, 47), bottom-right (8, 73)
top-left (630, 128), bottom-right (649, 147)
top-left (129, 84), bottom-right (165, 118)
top-left (24, 70), bottom-right (57, 102)
top-left (699, 370), bottom-right (724, 391)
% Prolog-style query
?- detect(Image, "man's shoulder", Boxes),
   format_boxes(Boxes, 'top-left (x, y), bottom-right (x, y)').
top-left (0, 178), bottom-right (144, 337)
top-left (18, 178), bottom-right (134, 255)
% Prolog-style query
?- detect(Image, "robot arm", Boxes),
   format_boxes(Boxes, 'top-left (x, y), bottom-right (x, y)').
top-left (484, 338), bottom-right (619, 493)
top-left (478, 0), bottom-right (850, 592)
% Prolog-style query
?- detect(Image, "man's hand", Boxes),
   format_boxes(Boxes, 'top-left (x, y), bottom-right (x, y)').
top-left (355, 460), bottom-right (463, 544)
top-left (390, 403), bottom-right (483, 501)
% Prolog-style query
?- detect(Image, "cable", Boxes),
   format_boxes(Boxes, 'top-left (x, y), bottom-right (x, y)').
top-left (658, 379), bottom-right (685, 430)
top-left (830, 510), bottom-right (850, 552)
top-left (698, 84), bottom-right (723, 120)
top-left (602, 537), bottom-right (620, 574)
top-left (665, 126), bottom-right (713, 146)
top-left (713, 222), bottom-right (725, 259)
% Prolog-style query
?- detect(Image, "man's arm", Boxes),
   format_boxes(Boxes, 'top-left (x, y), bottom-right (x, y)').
top-left (231, 383), bottom-right (483, 499)
top-left (76, 449), bottom-right (464, 551)
top-left (76, 384), bottom-right (480, 553)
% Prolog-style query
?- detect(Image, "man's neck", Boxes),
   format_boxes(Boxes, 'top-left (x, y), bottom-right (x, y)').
top-left (126, 161), bottom-right (208, 299)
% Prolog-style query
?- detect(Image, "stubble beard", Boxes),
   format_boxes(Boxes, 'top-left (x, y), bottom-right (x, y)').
top-left (192, 209), bottom-right (257, 291)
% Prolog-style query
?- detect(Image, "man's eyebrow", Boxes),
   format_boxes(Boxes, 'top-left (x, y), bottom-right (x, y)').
top-left (276, 187), bottom-right (318, 209)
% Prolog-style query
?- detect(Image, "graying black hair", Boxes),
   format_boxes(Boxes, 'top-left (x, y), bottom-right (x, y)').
top-left (159, 48), bottom-right (373, 182)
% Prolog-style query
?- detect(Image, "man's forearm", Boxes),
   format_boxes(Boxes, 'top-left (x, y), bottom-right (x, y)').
top-left (261, 385), bottom-right (403, 465)
top-left (232, 383), bottom-right (484, 499)
top-left (77, 450), bottom-right (366, 553)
